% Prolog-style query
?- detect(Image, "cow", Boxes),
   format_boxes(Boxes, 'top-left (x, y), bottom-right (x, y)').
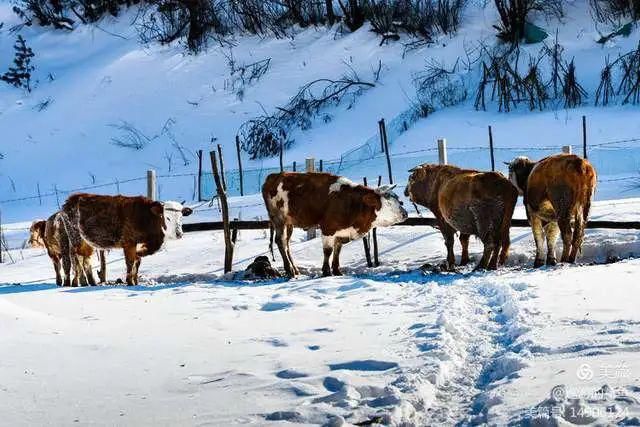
top-left (29, 213), bottom-right (103, 286)
top-left (507, 154), bottom-right (596, 267)
top-left (405, 164), bottom-right (518, 271)
top-left (61, 194), bottom-right (193, 286)
top-left (262, 172), bottom-right (408, 277)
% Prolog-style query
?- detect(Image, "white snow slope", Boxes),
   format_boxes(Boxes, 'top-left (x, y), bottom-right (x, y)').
top-left (2, 199), bottom-right (640, 426)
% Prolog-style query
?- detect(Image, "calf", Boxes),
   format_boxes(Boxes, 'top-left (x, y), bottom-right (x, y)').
top-left (262, 172), bottom-right (408, 277)
top-left (29, 213), bottom-right (99, 286)
top-left (405, 164), bottom-right (518, 271)
top-left (507, 154), bottom-right (596, 267)
top-left (61, 194), bottom-right (192, 285)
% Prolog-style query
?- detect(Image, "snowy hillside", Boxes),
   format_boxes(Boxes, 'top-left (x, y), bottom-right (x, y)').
top-left (1, 1), bottom-right (640, 223)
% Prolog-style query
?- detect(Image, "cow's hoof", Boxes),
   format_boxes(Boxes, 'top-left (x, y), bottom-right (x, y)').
top-left (322, 270), bottom-right (332, 277)
top-left (546, 258), bottom-right (557, 266)
top-left (533, 259), bottom-right (545, 268)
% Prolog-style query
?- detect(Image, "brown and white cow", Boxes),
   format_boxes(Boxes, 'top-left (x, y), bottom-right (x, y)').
top-left (507, 154), bottom-right (596, 267)
top-left (262, 172), bottom-right (408, 277)
top-left (61, 194), bottom-right (193, 285)
top-left (405, 164), bottom-right (518, 271)
top-left (29, 213), bottom-right (103, 286)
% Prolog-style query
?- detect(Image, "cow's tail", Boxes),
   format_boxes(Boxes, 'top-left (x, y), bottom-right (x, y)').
top-left (498, 187), bottom-right (518, 265)
top-left (268, 223), bottom-right (275, 261)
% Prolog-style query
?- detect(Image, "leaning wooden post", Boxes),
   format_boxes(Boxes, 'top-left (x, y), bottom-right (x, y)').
top-left (372, 175), bottom-right (382, 267)
top-left (562, 145), bottom-right (572, 154)
top-left (217, 144), bottom-right (227, 191)
top-left (438, 138), bottom-right (448, 165)
top-left (582, 115), bottom-right (588, 159)
top-left (147, 169), bottom-right (157, 200)
top-left (210, 151), bottom-right (234, 273)
top-left (235, 136), bottom-right (244, 196)
top-left (306, 158), bottom-right (317, 240)
top-left (488, 126), bottom-right (495, 171)
top-left (197, 150), bottom-right (203, 201)
top-left (361, 177), bottom-right (373, 268)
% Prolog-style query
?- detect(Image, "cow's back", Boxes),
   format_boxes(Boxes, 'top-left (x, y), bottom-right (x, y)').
top-left (64, 193), bottom-right (162, 249)
top-left (527, 154), bottom-right (596, 213)
top-left (263, 172), bottom-right (338, 228)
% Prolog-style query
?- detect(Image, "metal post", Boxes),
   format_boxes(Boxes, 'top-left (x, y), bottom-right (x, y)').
top-left (582, 115), bottom-right (588, 159)
top-left (235, 137), bottom-right (244, 196)
top-left (488, 126), bottom-right (495, 171)
top-left (438, 138), bottom-right (448, 165)
top-left (562, 145), bottom-right (572, 154)
top-left (378, 119), bottom-right (386, 153)
top-left (147, 169), bottom-right (157, 200)
top-left (306, 158), bottom-right (316, 240)
top-left (197, 150), bottom-right (203, 201)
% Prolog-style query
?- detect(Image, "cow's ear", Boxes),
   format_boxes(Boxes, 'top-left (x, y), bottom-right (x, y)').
top-left (182, 207), bottom-right (193, 217)
top-left (363, 193), bottom-right (380, 208)
top-left (151, 203), bottom-right (164, 217)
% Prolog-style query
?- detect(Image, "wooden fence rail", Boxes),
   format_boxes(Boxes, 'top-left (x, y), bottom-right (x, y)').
top-left (183, 218), bottom-right (640, 233)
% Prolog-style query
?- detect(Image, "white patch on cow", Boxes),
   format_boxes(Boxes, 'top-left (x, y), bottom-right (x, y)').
top-left (269, 182), bottom-right (290, 217)
top-left (372, 192), bottom-right (408, 228)
top-left (329, 226), bottom-right (362, 241)
top-left (163, 201), bottom-right (187, 240)
top-left (328, 177), bottom-right (357, 193)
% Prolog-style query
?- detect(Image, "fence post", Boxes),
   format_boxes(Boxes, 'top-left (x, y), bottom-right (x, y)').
top-left (217, 144), bottom-right (227, 191)
top-left (279, 141), bottom-right (284, 172)
top-left (0, 209), bottom-right (3, 264)
top-left (362, 177), bottom-right (373, 268)
top-left (438, 138), bottom-right (448, 165)
top-left (582, 115), bottom-right (588, 159)
top-left (562, 145), bottom-right (572, 154)
top-left (37, 182), bottom-right (42, 206)
top-left (372, 175), bottom-right (381, 267)
top-left (306, 158), bottom-right (317, 240)
top-left (293, 161), bottom-right (297, 172)
top-left (147, 170), bottom-right (157, 200)
top-left (378, 119), bottom-right (386, 153)
top-left (197, 150), bottom-right (203, 201)
top-left (210, 151), bottom-right (234, 273)
top-left (488, 126), bottom-right (495, 171)
top-left (319, 159), bottom-right (323, 172)
top-left (382, 124), bottom-right (393, 184)
top-left (235, 137), bottom-right (244, 196)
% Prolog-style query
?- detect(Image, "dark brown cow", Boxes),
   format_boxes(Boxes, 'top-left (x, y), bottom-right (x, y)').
top-left (262, 172), bottom-right (408, 277)
top-left (507, 154), bottom-right (596, 267)
top-left (61, 194), bottom-right (192, 285)
top-left (405, 164), bottom-right (518, 271)
top-left (29, 213), bottom-right (102, 286)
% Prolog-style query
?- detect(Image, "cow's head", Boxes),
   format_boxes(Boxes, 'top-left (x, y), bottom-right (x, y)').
top-left (505, 157), bottom-right (536, 196)
top-left (371, 184), bottom-right (408, 227)
top-left (152, 201), bottom-right (193, 240)
top-left (405, 164), bottom-right (436, 204)
top-left (28, 220), bottom-right (46, 248)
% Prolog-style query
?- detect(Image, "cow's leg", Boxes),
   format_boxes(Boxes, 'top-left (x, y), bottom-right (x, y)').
top-left (82, 257), bottom-right (97, 286)
top-left (441, 224), bottom-right (456, 271)
top-left (123, 245), bottom-right (137, 286)
top-left (285, 224), bottom-right (299, 276)
top-left (60, 212), bottom-right (85, 287)
top-left (61, 250), bottom-right (72, 287)
top-left (543, 222), bottom-right (560, 266)
top-left (98, 250), bottom-right (107, 284)
top-left (274, 224), bottom-right (294, 277)
top-left (530, 213), bottom-right (546, 268)
top-left (75, 255), bottom-right (88, 287)
top-left (558, 215), bottom-right (573, 263)
top-left (50, 254), bottom-right (62, 286)
top-left (331, 238), bottom-right (347, 276)
top-left (569, 208), bottom-right (585, 263)
top-left (459, 233), bottom-right (470, 266)
top-left (475, 239), bottom-right (496, 271)
top-left (321, 235), bottom-right (334, 277)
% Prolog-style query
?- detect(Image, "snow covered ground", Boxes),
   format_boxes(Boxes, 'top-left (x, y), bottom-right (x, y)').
top-left (1, 198), bottom-right (640, 426)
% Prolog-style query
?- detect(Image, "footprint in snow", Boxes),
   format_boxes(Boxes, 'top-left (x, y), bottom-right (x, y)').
top-left (275, 369), bottom-right (309, 379)
top-left (328, 360), bottom-right (398, 372)
top-left (260, 301), bottom-right (294, 312)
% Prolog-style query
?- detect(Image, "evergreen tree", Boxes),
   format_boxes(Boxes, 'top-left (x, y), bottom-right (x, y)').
top-left (1, 35), bottom-right (35, 92)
